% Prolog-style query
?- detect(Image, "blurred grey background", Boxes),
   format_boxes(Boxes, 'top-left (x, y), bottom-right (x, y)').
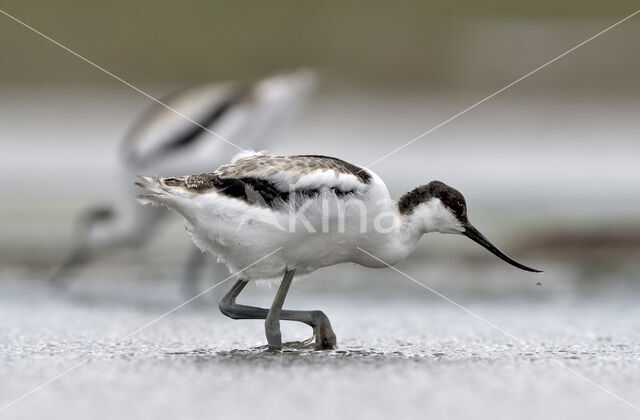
top-left (1, 0), bottom-right (638, 285)
top-left (1, 3), bottom-right (640, 419)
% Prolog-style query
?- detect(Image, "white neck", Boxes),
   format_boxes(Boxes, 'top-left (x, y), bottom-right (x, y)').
top-left (354, 204), bottom-right (423, 267)
top-left (357, 198), bottom-right (462, 268)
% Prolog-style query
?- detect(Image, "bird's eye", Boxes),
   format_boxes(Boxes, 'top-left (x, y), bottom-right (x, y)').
top-left (450, 202), bottom-right (464, 216)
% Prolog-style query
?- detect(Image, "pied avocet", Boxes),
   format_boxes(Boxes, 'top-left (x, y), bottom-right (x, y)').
top-left (136, 152), bottom-right (541, 349)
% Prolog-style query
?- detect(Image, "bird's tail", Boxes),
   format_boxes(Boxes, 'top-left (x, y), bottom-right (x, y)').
top-left (135, 175), bottom-right (189, 207)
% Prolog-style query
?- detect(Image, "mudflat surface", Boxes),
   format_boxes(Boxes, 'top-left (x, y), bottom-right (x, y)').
top-left (1, 268), bottom-right (639, 420)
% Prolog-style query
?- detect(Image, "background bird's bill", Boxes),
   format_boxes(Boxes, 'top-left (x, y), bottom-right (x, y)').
top-left (463, 223), bottom-right (542, 273)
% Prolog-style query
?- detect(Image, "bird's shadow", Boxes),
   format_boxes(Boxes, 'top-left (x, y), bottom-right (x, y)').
top-left (166, 340), bottom-right (322, 359)
top-left (162, 341), bottom-right (414, 366)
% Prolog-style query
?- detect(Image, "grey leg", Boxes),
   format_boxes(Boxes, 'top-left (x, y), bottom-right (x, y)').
top-left (219, 275), bottom-right (336, 350)
top-left (279, 309), bottom-right (336, 350)
top-left (182, 247), bottom-right (207, 298)
top-left (219, 278), bottom-right (263, 319)
top-left (264, 270), bottom-right (295, 349)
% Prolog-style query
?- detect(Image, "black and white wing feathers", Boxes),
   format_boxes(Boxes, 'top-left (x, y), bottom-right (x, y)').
top-left (159, 153), bottom-right (373, 209)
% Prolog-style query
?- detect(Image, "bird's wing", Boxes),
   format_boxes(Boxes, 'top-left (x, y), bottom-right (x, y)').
top-left (159, 153), bottom-right (373, 209)
top-left (216, 153), bottom-right (372, 189)
top-left (120, 82), bottom-right (247, 168)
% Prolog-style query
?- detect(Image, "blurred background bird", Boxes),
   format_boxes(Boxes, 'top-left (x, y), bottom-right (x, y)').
top-left (50, 69), bottom-right (316, 295)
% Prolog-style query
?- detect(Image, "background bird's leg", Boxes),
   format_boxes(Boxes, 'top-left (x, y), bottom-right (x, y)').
top-left (218, 274), bottom-right (336, 350)
top-left (182, 247), bottom-right (207, 298)
top-left (49, 247), bottom-right (90, 288)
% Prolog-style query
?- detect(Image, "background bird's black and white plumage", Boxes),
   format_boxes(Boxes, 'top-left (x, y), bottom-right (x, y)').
top-left (52, 69), bottom-right (317, 292)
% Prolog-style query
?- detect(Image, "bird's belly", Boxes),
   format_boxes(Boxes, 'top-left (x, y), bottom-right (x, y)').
top-left (280, 236), bottom-right (356, 272)
top-left (185, 217), bottom-right (361, 280)
top-left (181, 193), bottom-right (406, 280)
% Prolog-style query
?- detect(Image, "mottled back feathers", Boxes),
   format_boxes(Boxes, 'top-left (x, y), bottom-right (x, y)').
top-left (215, 154), bottom-right (371, 184)
top-left (167, 154), bottom-right (372, 209)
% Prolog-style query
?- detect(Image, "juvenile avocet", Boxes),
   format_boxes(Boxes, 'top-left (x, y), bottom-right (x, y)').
top-left (53, 70), bottom-right (315, 293)
top-left (136, 152), bottom-right (541, 350)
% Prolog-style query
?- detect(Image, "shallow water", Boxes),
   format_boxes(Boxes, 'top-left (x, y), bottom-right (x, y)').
top-left (1, 269), bottom-right (639, 420)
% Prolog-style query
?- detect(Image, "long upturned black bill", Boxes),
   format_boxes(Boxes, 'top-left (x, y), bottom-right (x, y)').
top-left (463, 223), bottom-right (542, 273)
